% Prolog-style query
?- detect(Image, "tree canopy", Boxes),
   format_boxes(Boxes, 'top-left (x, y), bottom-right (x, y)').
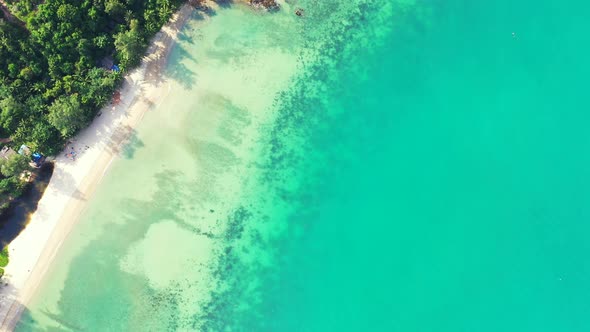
top-left (114, 19), bottom-right (146, 69)
top-left (0, 0), bottom-right (184, 154)
top-left (47, 94), bottom-right (85, 137)
top-left (0, 154), bottom-right (29, 178)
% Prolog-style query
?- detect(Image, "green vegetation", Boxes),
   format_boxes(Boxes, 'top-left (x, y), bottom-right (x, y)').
top-left (1, 154), bottom-right (30, 178)
top-left (0, 153), bottom-right (31, 213)
top-left (1, 0), bottom-right (184, 154)
top-left (0, 247), bottom-right (8, 277)
top-left (0, 0), bottom-right (185, 212)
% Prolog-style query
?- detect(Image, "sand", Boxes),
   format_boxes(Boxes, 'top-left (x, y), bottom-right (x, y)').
top-left (0, 4), bottom-right (195, 330)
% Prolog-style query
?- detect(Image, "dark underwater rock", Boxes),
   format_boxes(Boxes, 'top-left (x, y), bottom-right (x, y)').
top-left (250, 0), bottom-right (280, 11)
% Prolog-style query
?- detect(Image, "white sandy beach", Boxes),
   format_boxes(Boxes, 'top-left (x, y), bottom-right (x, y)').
top-left (0, 4), bottom-right (196, 330)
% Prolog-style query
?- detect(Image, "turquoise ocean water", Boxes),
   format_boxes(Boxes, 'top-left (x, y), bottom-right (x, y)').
top-left (17, 0), bottom-right (590, 331)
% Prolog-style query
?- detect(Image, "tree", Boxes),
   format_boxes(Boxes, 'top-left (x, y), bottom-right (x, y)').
top-left (0, 154), bottom-right (29, 178)
top-left (80, 68), bottom-right (118, 108)
top-left (0, 177), bottom-right (24, 197)
top-left (114, 19), bottom-right (146, 68)
top-left (93, 34), bottom-right (109, 49)
top-left (0, 95), bottom-right (25, 133)
top-left (29, 119), bottom-right (63, 155)
top-left (47, 94), bottom-right (87, 138)
top-left (105, 0), bottom-right (126, 16)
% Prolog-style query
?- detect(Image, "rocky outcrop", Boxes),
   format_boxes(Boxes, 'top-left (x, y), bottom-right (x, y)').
top-left (250, 0), bottom-right (280, 11)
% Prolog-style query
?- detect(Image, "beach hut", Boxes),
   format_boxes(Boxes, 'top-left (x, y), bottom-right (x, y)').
top-left (0, 146), bottom-right (16, 160)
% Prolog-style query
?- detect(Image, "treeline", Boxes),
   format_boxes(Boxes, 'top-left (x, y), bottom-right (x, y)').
top-left (0, 0), bottom-right (184, 209)
top-left (0, 0), bottom-right (183, 154)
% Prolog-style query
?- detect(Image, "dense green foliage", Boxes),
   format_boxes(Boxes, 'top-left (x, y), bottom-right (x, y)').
top-left (0, 0), bottom-right (183, 154)
top-left (0, 153), bottom-right (29, 178)
top-left (0, 247), bottom-right (8, 267)
top-left (0, 153), bottom-right (30, 213)
top-left (0, 0), bottom-right (184, 210)
top-left (0, 246), bottom-right (8, 277)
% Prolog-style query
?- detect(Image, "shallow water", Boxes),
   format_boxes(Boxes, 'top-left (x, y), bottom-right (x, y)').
top-left (17, 0), bottom-right (590, 331)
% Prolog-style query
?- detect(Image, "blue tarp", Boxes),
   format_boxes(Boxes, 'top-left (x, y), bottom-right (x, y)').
top-left (111, 64), bottom-right (121, 72)
top-left (32, 152), bottom-right (42, 163)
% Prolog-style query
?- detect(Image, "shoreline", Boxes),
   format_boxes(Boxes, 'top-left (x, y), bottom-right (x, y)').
top-left (0, 4), bottom-right (196, 330)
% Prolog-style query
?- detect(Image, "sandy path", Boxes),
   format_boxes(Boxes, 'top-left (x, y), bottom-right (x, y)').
top-left (0, 4), bottom-right (195, 330)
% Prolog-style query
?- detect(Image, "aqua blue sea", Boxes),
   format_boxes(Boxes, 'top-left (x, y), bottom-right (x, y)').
top-left (17, 0), bottom-right (590, 331)
top-left (216, 1), bottom-right (590, 330)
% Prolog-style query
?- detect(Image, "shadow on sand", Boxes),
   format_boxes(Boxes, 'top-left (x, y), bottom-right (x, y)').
top-left (0, 163), bottom-right (54, 248)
